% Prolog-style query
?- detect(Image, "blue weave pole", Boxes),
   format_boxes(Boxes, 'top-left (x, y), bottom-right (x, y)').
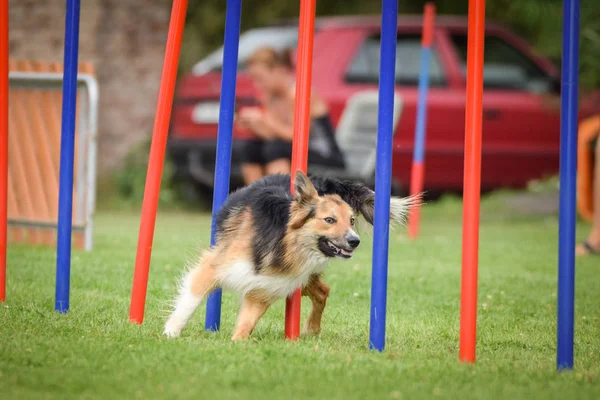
top-left (205, 0), bottom-right (242, 331)
top-left (369, 0), bottom-right (398, 352)
top-left (557, 0), bottom-right (580, 371)
top-left (412, 47), bottom-right (431, 165)
top-left (55, 0), bottom-right (81, 314)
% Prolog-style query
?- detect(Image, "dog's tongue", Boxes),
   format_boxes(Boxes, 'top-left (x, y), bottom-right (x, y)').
top-left (340, 249), bottom-right (353, 256)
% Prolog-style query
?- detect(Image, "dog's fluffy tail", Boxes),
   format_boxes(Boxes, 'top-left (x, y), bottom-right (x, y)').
top-left (308, 175), bottom-right (423, 228)
top-left (389, 193), bottom-right (423, 227)
top-left (356, 190), bottom-right (423, 229)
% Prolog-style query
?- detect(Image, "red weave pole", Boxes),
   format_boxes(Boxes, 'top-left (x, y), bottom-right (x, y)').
top-left (407, 2), bottom-right (436, 240)
top-left (285, 0), bottom-right (316, 340)
top-left (129, 0), bottom-right (188, 324)
top-left (459, 0), bottom-right (486, 363)
top-left (0, 0), bottom-right (8, 302)
top-left (421, 2), bottom-right (436, 47)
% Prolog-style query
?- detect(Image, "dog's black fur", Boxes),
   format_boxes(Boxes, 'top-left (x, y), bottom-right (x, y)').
top-left (215, 173), bottom-right (379, 271)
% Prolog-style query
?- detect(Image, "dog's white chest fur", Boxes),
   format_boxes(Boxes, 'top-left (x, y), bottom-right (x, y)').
top-left (218, 259), bottom-right (327, 299)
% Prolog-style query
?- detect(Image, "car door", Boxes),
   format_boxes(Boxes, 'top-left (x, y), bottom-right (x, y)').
top-left (447, 32), bottom-right (562, 189)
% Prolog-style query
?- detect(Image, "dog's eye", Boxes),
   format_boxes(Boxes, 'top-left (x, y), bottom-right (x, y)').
top-left (324, 217), bottom-right (336, 224)
top-left (350, 217), bottom-right (355, 226)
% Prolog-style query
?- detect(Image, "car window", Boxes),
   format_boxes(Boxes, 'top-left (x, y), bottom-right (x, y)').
top-left (345, 34), bottom-right (446, 86)
top-left (449, 34), bottom-right (552, 93)
top-left (192, 26), bottom-right (299, 75)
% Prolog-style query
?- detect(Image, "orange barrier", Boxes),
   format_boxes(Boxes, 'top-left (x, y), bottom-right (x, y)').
top-left (577, 115), bottom-right (599, 222)
top-left (7, 59), bottom-right (95, 249)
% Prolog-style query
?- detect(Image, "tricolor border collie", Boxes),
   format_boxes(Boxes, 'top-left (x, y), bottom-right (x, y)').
top-left (164, 171), bottom-right (420, 340)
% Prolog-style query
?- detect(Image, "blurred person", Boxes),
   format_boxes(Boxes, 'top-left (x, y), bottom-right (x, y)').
top-left (576, 135), bottom-right (600, 256)
top-left (235, 47), bottom-right (345, 184)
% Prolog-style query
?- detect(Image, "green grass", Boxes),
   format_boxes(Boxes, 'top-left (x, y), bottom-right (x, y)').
top-left (2, 192), bottom-right (599, 399)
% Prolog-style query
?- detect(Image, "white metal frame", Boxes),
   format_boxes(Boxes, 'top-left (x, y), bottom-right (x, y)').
top-left (8, 72), bottom-right (99, 251)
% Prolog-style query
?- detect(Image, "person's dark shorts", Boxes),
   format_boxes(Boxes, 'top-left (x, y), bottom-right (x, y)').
top-left (237, 139), bottom-right (293, 165)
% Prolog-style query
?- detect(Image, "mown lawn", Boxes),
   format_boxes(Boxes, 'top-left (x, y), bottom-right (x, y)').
top-left (1, 192), bottom-right (599, 399)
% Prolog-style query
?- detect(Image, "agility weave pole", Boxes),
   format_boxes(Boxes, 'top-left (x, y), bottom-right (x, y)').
top-left (407, 3), bottom-right (436, 240)
top-left (0, 0), bottom-right (7, 302)
top-left (204, 0), bottom-right (242, 332)
top-left (202, 0), bottom-right (316, 339)
top-left (55, 0), bottom-right (82, 313)
top-left (285, 0), bottom-right (317, 341)
top-left (459, 0), bottom-right (485, 363)
top-left (556, 0), bottom-right (579, 371)
top-left (129, 0), bottom-right (188, 324)
top-left (368, 0), bottom-right (398, 352)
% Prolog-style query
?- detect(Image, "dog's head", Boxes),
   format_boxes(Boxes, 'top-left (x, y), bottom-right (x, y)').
top-left (289, 171), bottom-right (360, 259)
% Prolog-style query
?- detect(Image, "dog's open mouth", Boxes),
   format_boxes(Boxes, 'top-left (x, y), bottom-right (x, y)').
top-left (328, 241), bottom-right (353, 258)
top-left (318, 237), bottom-right (353, 259)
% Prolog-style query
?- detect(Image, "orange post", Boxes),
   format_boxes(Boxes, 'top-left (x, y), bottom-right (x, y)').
top-left (285, 0), bottom-right (316, 340)
top-left (0, 0), bottom-right (8, 301)
top-left (576, 116), bottom-right (600, 222)
top-left (129, 0), bottom-right (188, 324)
top-left (459, 0), bottom-right (486, 363)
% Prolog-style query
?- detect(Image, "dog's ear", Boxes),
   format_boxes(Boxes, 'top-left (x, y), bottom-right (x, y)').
top-left (289, 170), bottom-right (318, 229)
top-left (293, 170), bottom-right (317, 206)
top-left (359, 193), bottom-right (375, 225)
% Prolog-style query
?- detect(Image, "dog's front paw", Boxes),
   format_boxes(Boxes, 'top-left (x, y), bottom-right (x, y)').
top-left (303, 322), bottom-right (321, 336)
top-left (163, 320), bottom-right (183, 338)
top-left (163, 327), bottom-right (181, 338)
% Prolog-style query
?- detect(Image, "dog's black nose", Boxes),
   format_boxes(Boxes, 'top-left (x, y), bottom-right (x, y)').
top-left (347, 236), bottom-right (360, 249)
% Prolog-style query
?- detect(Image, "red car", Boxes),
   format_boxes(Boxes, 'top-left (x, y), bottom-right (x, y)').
top-left (168, 15), bottom-right (598, 197)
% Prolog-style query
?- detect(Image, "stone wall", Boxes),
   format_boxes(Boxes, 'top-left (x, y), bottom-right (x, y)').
top-left (8, 0), bottom-right (172, 173)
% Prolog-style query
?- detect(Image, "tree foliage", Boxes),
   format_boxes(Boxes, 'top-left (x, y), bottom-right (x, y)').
top-left (180, 0), bottom-right (600, 90)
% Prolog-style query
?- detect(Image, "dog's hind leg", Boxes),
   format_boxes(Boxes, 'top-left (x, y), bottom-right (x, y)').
top-left (164, 252), bottom-right (217, 338)
top-left (231, 294), bottom-right (271, 341)
top-left (302, 274), bottom-right (330, 335)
